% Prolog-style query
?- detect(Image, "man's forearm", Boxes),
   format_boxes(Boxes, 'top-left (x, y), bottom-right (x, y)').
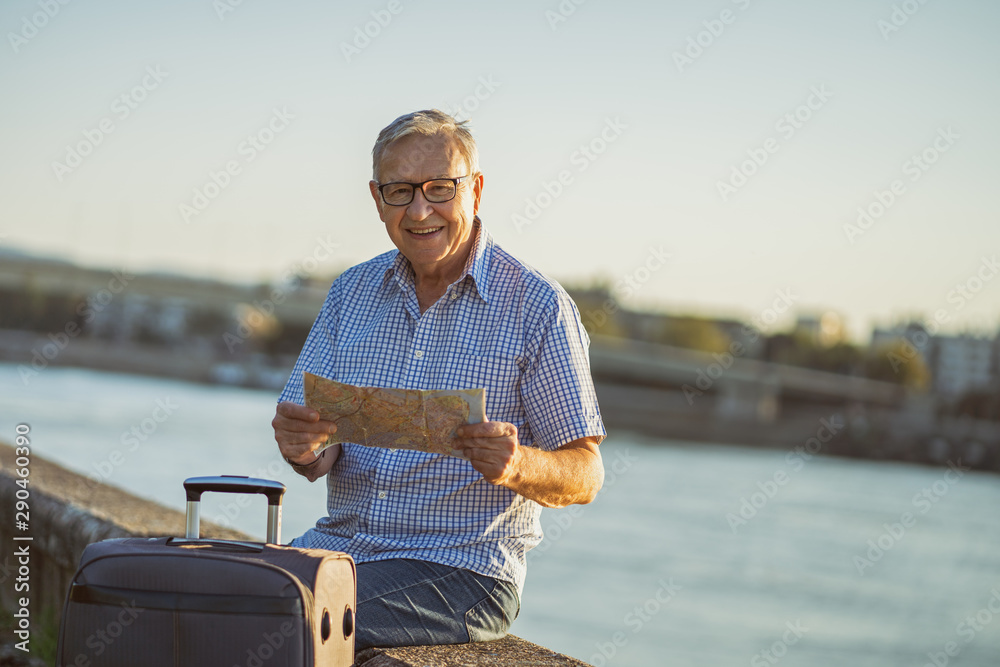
top-left (501, 437), bottom-right (604, 508)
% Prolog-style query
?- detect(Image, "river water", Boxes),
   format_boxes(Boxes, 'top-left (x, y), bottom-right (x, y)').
top-left (1, 364), bottom-right (998, 666)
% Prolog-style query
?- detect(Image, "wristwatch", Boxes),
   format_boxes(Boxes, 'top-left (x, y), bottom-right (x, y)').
top-left (284, 450), bottom-right (323, 469)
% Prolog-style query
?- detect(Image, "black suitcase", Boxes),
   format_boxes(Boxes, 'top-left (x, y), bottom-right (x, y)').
top-left (56, 476), bottom-right (355, 667)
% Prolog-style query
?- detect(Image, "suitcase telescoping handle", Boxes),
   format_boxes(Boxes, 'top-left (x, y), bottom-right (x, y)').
top-left (183, 476), bottom-right (286, 544)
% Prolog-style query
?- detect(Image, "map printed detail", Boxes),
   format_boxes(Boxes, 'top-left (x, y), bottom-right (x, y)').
top-left (303, 372), bottom-right (486, 458)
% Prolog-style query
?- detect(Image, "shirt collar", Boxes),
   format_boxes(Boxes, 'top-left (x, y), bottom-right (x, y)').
top-left (384, 217), bottom-right (492, 303)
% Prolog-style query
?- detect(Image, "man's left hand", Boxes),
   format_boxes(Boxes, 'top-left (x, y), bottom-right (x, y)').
top-left (455, 421), bottom-right (521, 486)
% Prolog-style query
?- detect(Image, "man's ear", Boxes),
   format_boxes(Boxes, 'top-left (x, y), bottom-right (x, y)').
top-left (369, 180), bottom-right (383, 216)
top-left (472, 172), bottom-right (484, 216)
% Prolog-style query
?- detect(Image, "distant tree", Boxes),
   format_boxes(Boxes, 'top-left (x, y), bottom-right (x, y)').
top-left (657, 317), bottom-right (731, 354)
top-left (764, 332), bottom-right (863, 375)
top-left (864, 340), bottom-right (930, 391)
top-left (578, 305), bottom-right (628, 338)
top-left (803, 341), bottom-right (863, 375)
top-left (569, 284), bottom-right (629, 339)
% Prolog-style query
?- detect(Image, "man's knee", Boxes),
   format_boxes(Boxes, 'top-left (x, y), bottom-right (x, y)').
top-left (465, 580), bottom-right (519, 643)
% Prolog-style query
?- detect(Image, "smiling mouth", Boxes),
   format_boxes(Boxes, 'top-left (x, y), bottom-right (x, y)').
top-left (408, 227), bottom-right (443, 236)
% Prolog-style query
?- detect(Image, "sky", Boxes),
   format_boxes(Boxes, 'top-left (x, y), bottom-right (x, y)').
top-left (1, 0), bottom-right (998, 343)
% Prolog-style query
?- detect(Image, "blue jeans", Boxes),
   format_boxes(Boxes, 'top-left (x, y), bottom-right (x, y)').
top-left (354, 559), bottom-right (520, 650)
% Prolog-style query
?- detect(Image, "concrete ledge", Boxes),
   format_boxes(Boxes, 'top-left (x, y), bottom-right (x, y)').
top-left (355, 635), bottom-right (591, 666)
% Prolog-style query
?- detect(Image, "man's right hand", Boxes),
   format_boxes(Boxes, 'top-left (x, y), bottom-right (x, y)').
top-left (272, 401), bottom-right (339, 466)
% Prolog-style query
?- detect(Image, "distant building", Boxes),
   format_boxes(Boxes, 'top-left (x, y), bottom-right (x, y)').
top-left (794, 312), bottom-right (847, 347)
top-left (931, 334), bottom-right (996, 398)
top-left (871, 322), bottom-right (999, 398)
top-left (871, 322), bottom-right (930, 356)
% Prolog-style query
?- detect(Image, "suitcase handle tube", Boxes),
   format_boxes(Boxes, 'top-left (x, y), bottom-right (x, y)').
top-left (183, 476), bottom-right (286, 544)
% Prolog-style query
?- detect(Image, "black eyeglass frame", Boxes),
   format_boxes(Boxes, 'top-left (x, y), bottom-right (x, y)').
top-left (377, 176), bottom-right (469, 206)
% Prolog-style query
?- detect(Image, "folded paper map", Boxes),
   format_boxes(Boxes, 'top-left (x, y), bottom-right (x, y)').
top-left (303, 372), bottom-right (486, 458)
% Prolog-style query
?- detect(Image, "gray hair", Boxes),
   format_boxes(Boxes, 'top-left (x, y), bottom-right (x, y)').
top-left (371, 109), bottom-right (480, 182)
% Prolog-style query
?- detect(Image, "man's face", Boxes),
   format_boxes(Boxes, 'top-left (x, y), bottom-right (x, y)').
top-left (370, 133), bottom-right (483, 278)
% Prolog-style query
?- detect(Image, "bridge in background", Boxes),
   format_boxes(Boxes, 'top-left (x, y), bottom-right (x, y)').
top-left (590, 334), bottom-right (905, 416)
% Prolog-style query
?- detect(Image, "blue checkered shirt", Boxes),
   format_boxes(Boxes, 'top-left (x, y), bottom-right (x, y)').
top-left (280, 221), bottom-right (605, 593)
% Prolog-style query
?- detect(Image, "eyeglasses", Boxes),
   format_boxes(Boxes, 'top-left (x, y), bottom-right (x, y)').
top-left (377, 176), bottom-right (468, 206)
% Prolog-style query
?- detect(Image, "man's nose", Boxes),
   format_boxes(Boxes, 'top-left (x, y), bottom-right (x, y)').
top-left (406, 188), bottom-right (434, 220)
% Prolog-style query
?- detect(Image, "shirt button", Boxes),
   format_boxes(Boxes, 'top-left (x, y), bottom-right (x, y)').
top-left (377, 491), bottom-right (387, 499)
top-left (413, 350), bottom-right (424, 359)
top-left (389, 448), bottom-right (397, 453)
top-left (449, 291), bottom-right (459, 301)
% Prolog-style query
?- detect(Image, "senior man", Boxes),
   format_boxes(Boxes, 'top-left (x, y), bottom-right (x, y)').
top-left (272, 109), bottom-right (605, 650)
